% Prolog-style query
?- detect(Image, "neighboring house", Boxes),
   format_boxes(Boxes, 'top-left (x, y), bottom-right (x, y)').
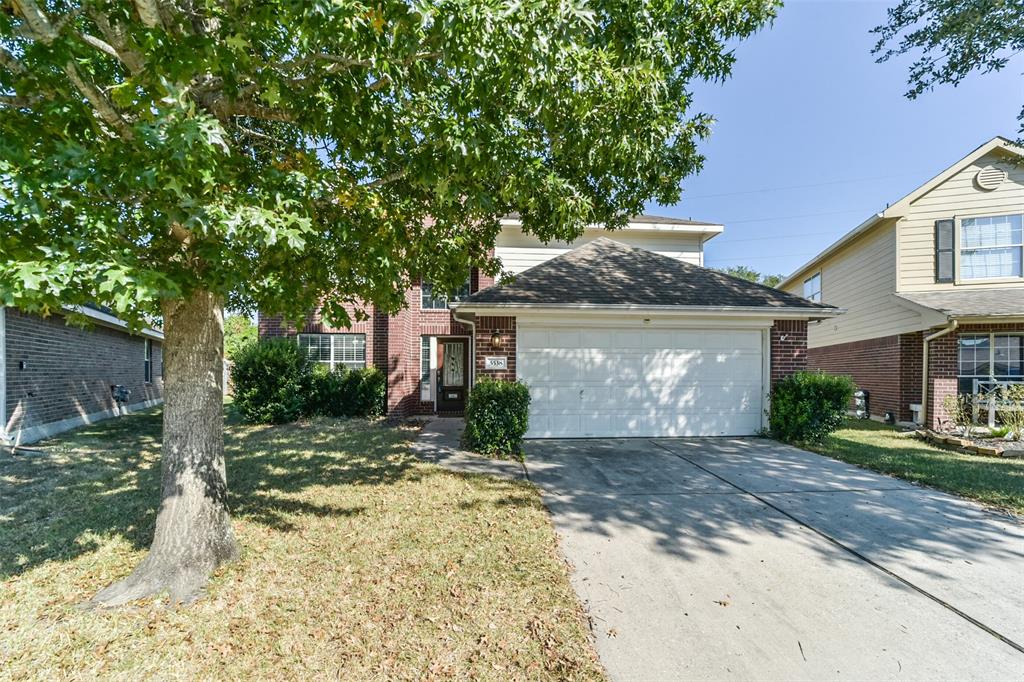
top-left (1, 305), bottom-right (164, 445)
top-left (780, 136), bottom-right (1024, 429)
top-left (261, 216), bottom-right (839, 437)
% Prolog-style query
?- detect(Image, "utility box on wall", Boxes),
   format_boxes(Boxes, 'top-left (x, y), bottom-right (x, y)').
top-left (853, 389), bottom-right (869, 419)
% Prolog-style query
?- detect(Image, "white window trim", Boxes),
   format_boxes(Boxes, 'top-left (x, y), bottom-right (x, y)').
top-left (803, 272), bottom-right (822, 302)
top-left (421, 277), bottom-right (472, 311)
top-left (954, 211), bottom-right (1024, 284)
top-left (957, 332), bottom-right (1024, 393)
top-left (297, 333), bottom-right (367, 372)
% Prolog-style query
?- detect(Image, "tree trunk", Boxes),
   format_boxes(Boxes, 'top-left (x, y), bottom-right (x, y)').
top-left (93, 289), bottom-right (239, 607)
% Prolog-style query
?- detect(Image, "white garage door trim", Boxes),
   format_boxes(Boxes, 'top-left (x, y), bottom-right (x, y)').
top-left (516, 315), bottom-right (771, 439)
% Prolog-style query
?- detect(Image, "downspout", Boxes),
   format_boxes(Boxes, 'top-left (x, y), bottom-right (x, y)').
top-left (920, 319), bottom-right (958, 428)
top-left (452, 309), bottom-right (476, 390)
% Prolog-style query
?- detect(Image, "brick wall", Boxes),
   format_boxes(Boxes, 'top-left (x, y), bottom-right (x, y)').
top-left (475, 316), bottom-right (517, 381)
top-left (770, 320), bottom-right (807, 387)
top-left (805, 332), bottom-right (924, 422)
top-left (5, 309), bottom-right (163, 437)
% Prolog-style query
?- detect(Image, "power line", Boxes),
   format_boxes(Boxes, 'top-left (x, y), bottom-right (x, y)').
top-left (681, 171), bottom-right (917, 200)
top-left (713, 229), bottom-right (838, 244)
top-left (722, 208), bottom-right (865, 225)
top-left (706, 251), bottom-right (820, 264)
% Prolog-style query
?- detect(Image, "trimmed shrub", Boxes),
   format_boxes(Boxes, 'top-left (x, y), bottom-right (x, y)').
top-left (337, 367), bottom-right (387, 418)
top-left (231, 338), bottom-right (309, 424)
top-left (464, 379), bottom-right (531, 457)
top-left (769, 371), bottom-right (855, 443)
top-left (302, 363), bottom-right (346, 417)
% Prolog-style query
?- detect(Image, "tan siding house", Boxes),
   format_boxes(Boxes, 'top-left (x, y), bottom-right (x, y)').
top-left (781, 137), bottom-right (1024, 428)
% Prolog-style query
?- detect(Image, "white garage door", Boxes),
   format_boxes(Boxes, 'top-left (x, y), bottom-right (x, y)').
top-left (518, 323), bottom-right (766, 438)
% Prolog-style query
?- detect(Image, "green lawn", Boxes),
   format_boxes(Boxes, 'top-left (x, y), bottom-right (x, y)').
top-left (807, 419), bottom-right (1024, 514)
top-left (0, 409), bottom-right (603, 680)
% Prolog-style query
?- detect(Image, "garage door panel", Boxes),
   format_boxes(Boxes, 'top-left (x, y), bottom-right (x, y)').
top-left (519, 323), bottom-right (765, 438)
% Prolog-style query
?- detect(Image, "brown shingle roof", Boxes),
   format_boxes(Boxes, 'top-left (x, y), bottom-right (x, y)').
top-left (897, 290), bottom-right (1024, 318)
top-left (461, 238), bottom-right (836, 311)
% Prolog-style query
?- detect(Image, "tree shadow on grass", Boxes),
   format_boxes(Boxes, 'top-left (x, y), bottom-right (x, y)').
top-left (0, 407), bottom-right (470, 578)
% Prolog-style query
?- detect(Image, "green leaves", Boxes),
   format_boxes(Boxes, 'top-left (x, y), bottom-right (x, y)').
top-left (1, 0), bottom-right (778, 328)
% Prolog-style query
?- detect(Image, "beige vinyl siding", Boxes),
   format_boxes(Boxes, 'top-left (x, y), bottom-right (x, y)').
top-left (899, 151), bottom-right (1024, 292)
top-left (783, 222), bottom-right (935, 348)
top-left (495, 227), bottom-right (703, 274)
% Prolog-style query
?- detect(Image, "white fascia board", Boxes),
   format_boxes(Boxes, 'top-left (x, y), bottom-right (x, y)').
top-left (453, 302), bottom-right (844, 321)
top-left (498, 218), bottom-right (725, 238)
top-left (63, 305), bottom-right (164, 340)
top-left (780, 213), bottom-right (885, 290)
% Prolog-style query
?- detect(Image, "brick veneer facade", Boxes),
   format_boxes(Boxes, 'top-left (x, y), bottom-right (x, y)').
top-left (4, 309), bottom-right (163, 441)
top-left (806, 332), bottom-right (923, 422)
top-left (770, 320), bottom-right (808, 387)
top-left (263, 293), bottom-right (813, 419)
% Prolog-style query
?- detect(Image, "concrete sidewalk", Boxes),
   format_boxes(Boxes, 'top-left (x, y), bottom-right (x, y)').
top-left (410, 418), bottom-right (528, 481)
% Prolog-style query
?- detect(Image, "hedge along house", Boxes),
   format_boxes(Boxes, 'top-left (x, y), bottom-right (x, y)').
top-left (0, 305), bottom-right (164, 446)
top-left (261, 214), bottom-right (840, 438)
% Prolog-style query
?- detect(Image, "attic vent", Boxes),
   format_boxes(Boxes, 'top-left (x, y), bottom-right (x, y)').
top-left (975, 166), bottom-right (1007, 191)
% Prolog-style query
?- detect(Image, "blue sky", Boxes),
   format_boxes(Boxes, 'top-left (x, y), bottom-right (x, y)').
top-left (651, 0), bottom-right (1024, 279)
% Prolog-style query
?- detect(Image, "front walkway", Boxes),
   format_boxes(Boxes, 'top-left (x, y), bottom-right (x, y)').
top-left (523, 437), bottom-right (1024, 681)
top-left (410, 418), bottom-right (527, 480)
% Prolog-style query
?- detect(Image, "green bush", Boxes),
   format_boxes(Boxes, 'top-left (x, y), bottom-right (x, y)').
top-left (464, 379), bottom-right (531, 457)
top-left (232, 340), bottom-right (387, 423)
top-left (769, 371), bottom-right (855, 443)
top-left (231, 338), bottom-right (309, 424)
top-left (336, 367), bottom-right (387, 418)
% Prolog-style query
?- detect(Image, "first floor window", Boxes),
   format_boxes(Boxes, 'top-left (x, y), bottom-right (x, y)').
top-left (297, 333), bottom-right (366, 371)
top-left (420, 336), bottom-right (433, 401)
top-left (958, 334), bottom-right (1024, 394)
top-left (421, 278), bottom-right (471, 309)
top-left (803, 272), bottom-right (821, 302)
top-left (144, 339), bottom-right (153, 383)
top-left (960, 213), bottom-right (1023, 280)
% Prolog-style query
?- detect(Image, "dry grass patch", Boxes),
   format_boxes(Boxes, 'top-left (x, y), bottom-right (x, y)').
top-left (0, 409), bottom-right (603, 680)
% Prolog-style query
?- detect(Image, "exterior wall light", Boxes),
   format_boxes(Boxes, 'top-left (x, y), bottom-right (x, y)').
top-left (490, 330), bottom-right (502, 348)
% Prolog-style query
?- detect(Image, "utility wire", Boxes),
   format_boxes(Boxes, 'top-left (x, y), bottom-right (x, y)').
top-left (681, 171), bottom-right (917, 200)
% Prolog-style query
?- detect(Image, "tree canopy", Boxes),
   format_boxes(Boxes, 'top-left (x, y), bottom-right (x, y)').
top-left (1, 0), bottom-right (779, 327)
top-left (718, 265), bottom-right (784, 288)
top-left (873, 0), bottom-right (1024, 135)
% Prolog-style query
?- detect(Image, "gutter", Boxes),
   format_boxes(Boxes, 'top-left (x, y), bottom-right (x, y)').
top-left (920, 319), bottom-right (958, 428)
top-left (451, 309), bottom-right (476, 389)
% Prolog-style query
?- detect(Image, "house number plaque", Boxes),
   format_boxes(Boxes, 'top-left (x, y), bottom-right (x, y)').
top-left (484, 356), bottom-right (508, 370)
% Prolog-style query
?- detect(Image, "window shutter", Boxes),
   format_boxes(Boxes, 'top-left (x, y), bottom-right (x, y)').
top-left (935, 219), bottom-right (955, 283)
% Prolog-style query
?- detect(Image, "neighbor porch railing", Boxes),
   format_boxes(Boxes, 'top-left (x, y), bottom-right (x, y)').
top-left (972, 379), bottom-right (1024, 427)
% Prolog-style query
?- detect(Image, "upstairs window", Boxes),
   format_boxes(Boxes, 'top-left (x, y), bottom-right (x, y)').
top-left (421, 278), bottom-right (471, 310)
top-left (960, 213), bottom-right (1023, 280)
top-left (297, 333), bottom-right (366, 371)
top-left (803, 272), bottom-right (822, 302)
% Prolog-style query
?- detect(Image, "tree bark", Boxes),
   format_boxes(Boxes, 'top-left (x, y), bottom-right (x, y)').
top-left (93, 289), bottom-right (239, 606)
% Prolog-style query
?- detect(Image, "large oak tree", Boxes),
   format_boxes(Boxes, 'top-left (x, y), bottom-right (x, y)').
top-left (0, 0), bottom-right (776, 605)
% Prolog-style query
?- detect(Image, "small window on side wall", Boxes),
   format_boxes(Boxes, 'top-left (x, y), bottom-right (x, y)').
top-left (803, 272), bottom-right (822, 302)
top-left (421, 278), bottom-right (471, 310)
top-left (144, 339), bottom-right (153, 383)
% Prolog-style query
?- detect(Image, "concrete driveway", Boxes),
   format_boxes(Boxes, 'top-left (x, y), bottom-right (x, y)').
top-left (522, 437), bottom-right (1024, 681)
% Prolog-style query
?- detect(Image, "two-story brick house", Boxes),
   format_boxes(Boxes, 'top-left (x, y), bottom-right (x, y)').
top-left (261, 215), bottom-right (839, 438)
top-left (780, 137), bottom-right (1024, 429)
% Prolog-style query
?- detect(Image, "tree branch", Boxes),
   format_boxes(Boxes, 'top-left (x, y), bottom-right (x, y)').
top-left (85, 9), bottom-right (147, 74)
top-left (362, 169), bottom-right (407, 188)
top-left (0, 47), bottom-right (27, 75)
top-left (0, 94), bottom-right (40, 107)
top-left (79, 33), bottom-right (121, 60)
top-left (11, 0), bottom-right (58, 43)
top-left (64, 62), bottom-right (134, 139)
top-left (134, 0), bottom-right (164, 29)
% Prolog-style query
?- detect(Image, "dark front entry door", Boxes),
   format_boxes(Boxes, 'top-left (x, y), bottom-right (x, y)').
top-left (436, 339), bottom-right (468, 413)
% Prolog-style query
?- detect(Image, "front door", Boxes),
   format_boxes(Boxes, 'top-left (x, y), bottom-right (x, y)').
top-left (436, 339), bottom-right (468, 413)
